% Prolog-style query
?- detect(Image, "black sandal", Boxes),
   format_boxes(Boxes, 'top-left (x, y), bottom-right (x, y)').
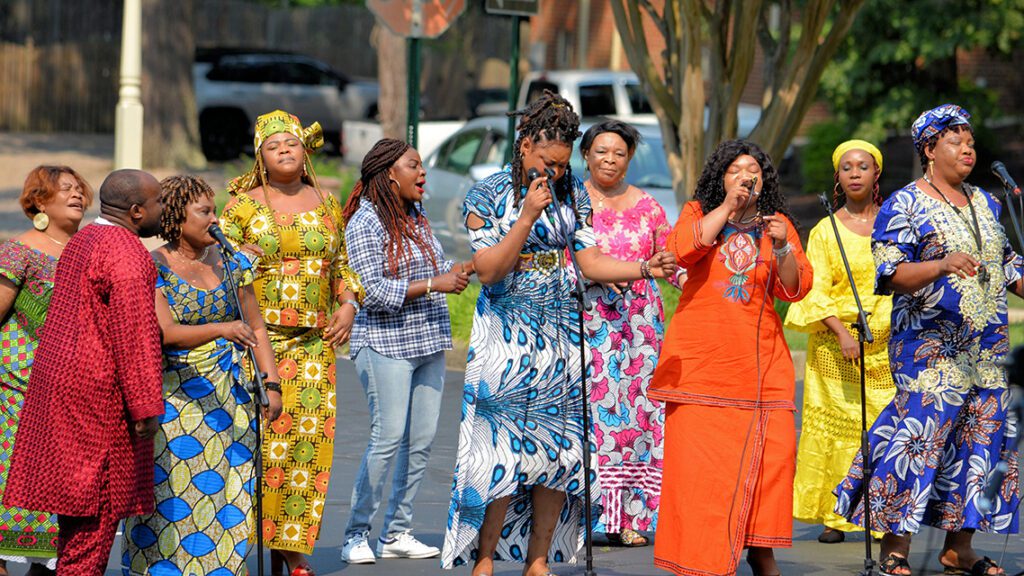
top-left (942, 556), bottom-right (1006, 576)
top-left (880, 553), bottom-right (912, 576)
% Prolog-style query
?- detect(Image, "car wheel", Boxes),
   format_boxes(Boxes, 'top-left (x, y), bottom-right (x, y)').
top-left (200, 108), bottom-right (249, 161)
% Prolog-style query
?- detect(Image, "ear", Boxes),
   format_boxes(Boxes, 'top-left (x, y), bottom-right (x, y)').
top-left (924, 145), bottom-right (937, 162)
top-left (519, 136), bottom-right (532, 158)
top-left (128, 202), bottom-right (145, 222)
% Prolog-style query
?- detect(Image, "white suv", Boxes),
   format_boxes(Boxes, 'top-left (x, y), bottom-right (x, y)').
top-left (194, 49), bottom-right (379, 160)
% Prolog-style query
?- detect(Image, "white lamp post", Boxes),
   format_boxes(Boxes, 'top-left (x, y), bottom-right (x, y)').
top-left (114, 0), bottom-right (143, 169)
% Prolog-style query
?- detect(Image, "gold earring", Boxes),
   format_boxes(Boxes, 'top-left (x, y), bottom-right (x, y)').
top-left (928, 159), bottom-right (935, 179)
top-left (32, 212), bottom-right (48, 231)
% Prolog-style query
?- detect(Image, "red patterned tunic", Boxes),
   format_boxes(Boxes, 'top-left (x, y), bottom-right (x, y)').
top-left (4, 223), bottom-right (164, 517)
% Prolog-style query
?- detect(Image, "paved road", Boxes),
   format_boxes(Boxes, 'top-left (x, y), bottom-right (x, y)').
top-left (89, 358), bottom-right (1024, 576)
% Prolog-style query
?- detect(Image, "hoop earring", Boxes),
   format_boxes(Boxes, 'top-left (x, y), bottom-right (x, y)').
top-left (388, 177), bottom-right (400, 191)
top-left (32, 212), bottom-right (49, 231)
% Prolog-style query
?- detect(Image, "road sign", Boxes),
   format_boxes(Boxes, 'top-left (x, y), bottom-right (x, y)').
top-left (368, 0), bottom-right (466, 39)
top-left (485, 0), bottom-right (539, 17)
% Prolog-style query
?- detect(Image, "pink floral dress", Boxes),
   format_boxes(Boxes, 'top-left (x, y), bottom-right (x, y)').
top-left (583, 191), bottom-right (677, 534)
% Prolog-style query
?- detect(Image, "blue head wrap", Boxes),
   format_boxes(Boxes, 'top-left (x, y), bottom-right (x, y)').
top-left (911, 104), bottom-right (971, 152)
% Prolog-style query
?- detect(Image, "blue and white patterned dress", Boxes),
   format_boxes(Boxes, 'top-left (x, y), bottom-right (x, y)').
top-left (835, 181), bottom-right (1021, 535)
top-left (442, 168), bottom-right (599, 568)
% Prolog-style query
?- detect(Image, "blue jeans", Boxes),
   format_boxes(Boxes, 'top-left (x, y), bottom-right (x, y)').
top-left (345, 348), bottom-right (445, 538)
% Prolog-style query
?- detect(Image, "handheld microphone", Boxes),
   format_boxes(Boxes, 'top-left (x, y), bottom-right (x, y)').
top-left (527, 168), bottom-right (558, 225)
top-left (208, 223), bottom-right (236, 255)
top-left (991, 161), bottom-right (1021, 196)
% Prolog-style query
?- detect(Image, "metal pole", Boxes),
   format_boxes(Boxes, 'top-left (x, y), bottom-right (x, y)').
top-left (406, 37), bottom-right (420, 148)
top-left (114, 0), bottom-right (143, 169)
top-left (406, 0), bottom-right (423, 148)
top-left (504, 15), bottom-right (521, 165)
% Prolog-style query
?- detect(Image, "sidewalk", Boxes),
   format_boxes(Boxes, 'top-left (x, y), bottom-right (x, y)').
top-left (99, 357), bottom-right (1023, 576)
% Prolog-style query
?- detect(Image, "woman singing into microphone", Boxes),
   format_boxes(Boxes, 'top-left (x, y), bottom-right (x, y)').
top-left (651, 139), bottom-right (812, 576)
top-left (442, 91), bottom-right (677, 576)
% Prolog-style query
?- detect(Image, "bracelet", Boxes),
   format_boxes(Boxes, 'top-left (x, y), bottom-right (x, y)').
top-left (426, 277), bottom-right (433, 295)
top-left (342, 298), bottom-right (360, 314)
top-left (639, 259), bottom-right (653, 280)
top-left (263, 381), bottom-right (282, 394)
top-left (772, 242), bottom-right (793, 257)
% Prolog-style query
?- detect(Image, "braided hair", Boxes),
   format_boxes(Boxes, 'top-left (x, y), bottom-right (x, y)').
top-left (693, 139), bottom-right (796, 227)
top-left (509, 90), bottom-right (582, 215)
top-left (158, 175), bottom-right (214, 243)
top-left (342, 138), bottom-right (438, 277)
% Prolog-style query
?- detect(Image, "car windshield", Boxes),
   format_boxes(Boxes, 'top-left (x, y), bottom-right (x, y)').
top-left (571, 133), bottom-right (672, 190)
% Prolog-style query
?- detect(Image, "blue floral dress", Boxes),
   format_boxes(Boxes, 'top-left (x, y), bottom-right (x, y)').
top-left (442, 168), bottom-right (599, 568)
top-left (835, 182), bottom-right (1021, 534)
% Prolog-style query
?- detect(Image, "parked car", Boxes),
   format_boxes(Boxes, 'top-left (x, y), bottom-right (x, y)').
top-left (518, 69), bottom-right (763, 137)
top-left (421, 116), bottom-right (677, 260)
top-left (193, 48), bottom-right (379, 160)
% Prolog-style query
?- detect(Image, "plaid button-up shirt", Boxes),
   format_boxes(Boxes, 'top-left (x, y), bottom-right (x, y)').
top-left (345, 199), bottom-right (454, 360)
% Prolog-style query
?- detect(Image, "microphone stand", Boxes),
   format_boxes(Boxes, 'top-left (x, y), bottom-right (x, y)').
top-left (818, 193), bottom-right (876, 576)
top-left (544, 172), bottom-right (597, 576)
top-left (216, 245), bottom-right (270, 576)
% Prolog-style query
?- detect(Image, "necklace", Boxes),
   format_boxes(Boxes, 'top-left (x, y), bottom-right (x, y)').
top-left (40, 232), bottom-right (66, 247)
top-left (923, 176), bottom-right (988, 285)
top-left (589, 181), bottom-right (628, 210)
top-left (842, 205), bottom-right (877, 223)
top-left (172, 246), bottom-right (210, 263)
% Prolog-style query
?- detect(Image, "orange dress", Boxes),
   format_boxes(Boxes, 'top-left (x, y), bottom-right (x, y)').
top-left (649, 201), bottom-right (812, 576)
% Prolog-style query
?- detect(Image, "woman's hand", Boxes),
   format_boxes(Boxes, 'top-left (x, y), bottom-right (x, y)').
top-left (324, 304), bottom-right (356, 348)
top-left (133, 416), bottom-right (160, 439)
top-left (263, 390), bottom-right (284, 422)
top-left (939, 252), bottom-right (980, 279)
top-left (761, 214), bottom-right (789, 249)
top-left (433, 268), bottom-right (471, 294)
top-left (838, 328), bottom-right (861, 360)
top-left (220, 320), bottom-right (258, 348)
top-left (520, 174), bottom-right (552, 223)
top-left (646, 251), bottom-right (679, 279)
top-left (723, 179), bottom-right (753, 213)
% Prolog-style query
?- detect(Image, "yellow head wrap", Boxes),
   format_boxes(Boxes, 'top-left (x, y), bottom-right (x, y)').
top-left (832, 139), bottom-right (883, 173)
top-left (228, 109), bottom-right (324, 196)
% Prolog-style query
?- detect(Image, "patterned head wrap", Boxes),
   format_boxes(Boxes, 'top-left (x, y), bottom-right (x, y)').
top-left (911, 104), bottom-right (971, 152)
top-left (228, 110), bottom-right (324, 195)
top-left (832, 139), bottom-right (883, 173)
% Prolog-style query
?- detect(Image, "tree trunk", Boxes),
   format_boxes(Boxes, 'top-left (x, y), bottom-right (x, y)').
top-left (141, 0), bottom-right (204, 169)
top-left (374, 24), bottom-right (407, 140)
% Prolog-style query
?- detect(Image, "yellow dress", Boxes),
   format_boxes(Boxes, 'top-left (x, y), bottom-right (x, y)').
top-left (220, 191), bottom-right (361, 554)
top-left (784, 216), bottom-right (895, 532)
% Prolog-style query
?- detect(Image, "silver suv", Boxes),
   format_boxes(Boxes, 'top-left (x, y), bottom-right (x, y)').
top-left (194, 49), bottom-right (379, 160)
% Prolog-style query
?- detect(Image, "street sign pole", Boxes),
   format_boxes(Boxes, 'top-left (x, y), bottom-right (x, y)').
top-left (406, 0), bottom-right (423, 148)
top-left (504, 15), bottom-right (521, 165)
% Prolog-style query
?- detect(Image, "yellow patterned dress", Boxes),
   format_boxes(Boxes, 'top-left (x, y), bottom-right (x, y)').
top-left (785, 217), bottom-right (895, 531)
top-left (220, 191), bottom-right (360, 554)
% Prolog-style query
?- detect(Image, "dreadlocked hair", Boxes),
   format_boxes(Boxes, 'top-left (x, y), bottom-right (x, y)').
top-left (342, 138), bottom-right (438, 277)
top-left (693, 138), bottom-right (797, 228)
top-left (508, 90), bottom-right (582, 218)
top-left (158, 174), bottom-right (215, 243)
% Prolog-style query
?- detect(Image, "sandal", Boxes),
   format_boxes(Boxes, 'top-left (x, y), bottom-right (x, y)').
top-left (618, 529), bottom-right (649, 547)
top-left (880, 553), bottom-right (912, 576)
top-left (817, 527), bottom-right (845, 544)
top-left (942, 556), bottom-right (1006, 576)
top-left (744, 557), bottom-right (782, 576)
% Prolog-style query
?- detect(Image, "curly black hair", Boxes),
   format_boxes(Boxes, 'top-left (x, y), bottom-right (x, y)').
top-left (917, 124), bottom-right (973, 171)
top-left (158, 174), bottom-right (215, 243)
top-left (508, 90), bottom-right (582, 214)
top-left (693, 138), bottom-right (795, 227)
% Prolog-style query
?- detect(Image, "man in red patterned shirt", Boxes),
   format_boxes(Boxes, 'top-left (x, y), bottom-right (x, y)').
top-left (4, 169), bottom-right (165, 574)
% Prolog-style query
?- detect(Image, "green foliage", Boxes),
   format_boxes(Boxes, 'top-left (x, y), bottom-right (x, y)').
top-left (800, 120), bottom-right (850, 195)
top-left (819, 0), bottom-right (1023, 139)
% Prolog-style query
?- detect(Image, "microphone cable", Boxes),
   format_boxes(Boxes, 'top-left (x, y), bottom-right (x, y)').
top-left (723, 217), bottom-right (777, 572)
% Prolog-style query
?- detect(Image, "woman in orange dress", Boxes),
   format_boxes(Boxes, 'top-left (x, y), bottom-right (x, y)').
top-left (650, 139), bottom-right (812, 576)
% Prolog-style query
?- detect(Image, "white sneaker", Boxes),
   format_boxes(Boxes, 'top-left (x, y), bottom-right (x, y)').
top-left (376, 531), bottom-right (441, 559)
top-left (341, 532), bottom-right (376, 564)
